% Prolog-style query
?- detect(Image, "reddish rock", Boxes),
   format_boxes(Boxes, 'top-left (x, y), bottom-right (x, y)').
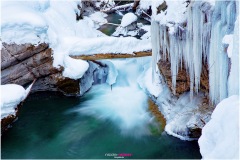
top-left (158, 57), bottom-right (209, 96)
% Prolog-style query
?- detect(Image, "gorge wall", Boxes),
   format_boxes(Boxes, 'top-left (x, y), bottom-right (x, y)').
top-left (151, 0), bottom-right (238, 103)
top-left (148, 0), bottom-right (239, 139)
top-left (1, 43), bottom-right (109, 96)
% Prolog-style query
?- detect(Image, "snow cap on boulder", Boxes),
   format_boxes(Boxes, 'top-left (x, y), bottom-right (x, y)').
top-left (120, 13), bottom-right (137, 27)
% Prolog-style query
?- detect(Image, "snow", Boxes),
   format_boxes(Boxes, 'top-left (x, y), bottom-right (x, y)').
top-left (64, 37), bottom-right (151, 56)
top-left (62, 56), bottom-right (89, 80)
top-left (140, 0), bottom-right (152, 10)
top-left (120, 13), bottom-right (137, 27)
top-left (140, 25), bottom-right (151, 40)
top-left (161, 91), bottom-right (209, 141)
top-left (1, 2), bottom-right (48, 44)
top-left (144, 67), bottom-right (162, 97)
top-left (1, 84), bottom-right (32, 119)
top-left (137, 56), bottom-right (209, 141)
top-left (153, 0), bottom-right (187, 24)
top-left (139, 66), bottom-right (162, 97)
top-left (151, 0), bottom-right (238, 104)
top-left (1, 0), bottom-right (151, 80)
top-left (89, 11), bottom-right (108, 28)
top-left (222, 34), bottom-right (233, 58)
top-left (198, 95), bottom-right (239, 159)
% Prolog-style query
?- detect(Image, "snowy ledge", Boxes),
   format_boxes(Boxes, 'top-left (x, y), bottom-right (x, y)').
top-left (1, 83), bottom-right (35, 120)
top-left (70, 51), bottom-right (151, 60)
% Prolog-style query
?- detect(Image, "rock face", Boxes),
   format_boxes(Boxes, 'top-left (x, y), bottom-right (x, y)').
top-left (80, 60), bottom-right (108, 96)
top-left (157, 51), bottom-right (211, 140)
top-left (1, 42), bottom-right (110, 133)
top-left (158, 57), bottom-right (209, 96)
top-left (1, 43), bottom-right (59, 87)
top-left (1, 43), bottom-right (81, 95)
top-left (1, 43), bottom-right (108, 96)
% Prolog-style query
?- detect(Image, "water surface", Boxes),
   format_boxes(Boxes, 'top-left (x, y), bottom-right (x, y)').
top-left (1, 90), bottom-right (201, 159)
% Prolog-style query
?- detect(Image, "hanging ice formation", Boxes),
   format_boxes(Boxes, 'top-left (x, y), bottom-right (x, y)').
top-left (151, 0), bottom-right (238, 104)
top-left (151, 20), bottom-right (160, 83)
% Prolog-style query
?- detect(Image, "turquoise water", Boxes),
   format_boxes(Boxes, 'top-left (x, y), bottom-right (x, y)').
top-left (1, 90), bottom-right (201, 159)
top-left (98, 12), bottom-right (150, 36)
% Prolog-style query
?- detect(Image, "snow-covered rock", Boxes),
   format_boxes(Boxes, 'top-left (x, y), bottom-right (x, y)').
top-left (138, 66), bottom-right (162, 97)
top-left (198, 95), bottom-right (239, 159)
top-left (112, 13), bottom-right (139, 37)
top-left (62, 56), bottom-right (89, 80)
top-left (120, 13), bottom-right (137, 27)
top-left (1, 1), bottom-right (151, 81)
top-left (1, 84), bottom-right (33, 119)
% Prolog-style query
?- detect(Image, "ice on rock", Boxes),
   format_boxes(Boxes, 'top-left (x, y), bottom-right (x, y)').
top-left (104, 61), bottom-right (118, 86)
top-left (209, 1), bottom-right (236, 104)
top-left (151, 0), bottom-right (238, 104)
top-left (222, 34), bottom-right (233, 58)
top-left (228, 16), bottom-right (239, 97)
top-left (138, 59), bottom-right (162, 98)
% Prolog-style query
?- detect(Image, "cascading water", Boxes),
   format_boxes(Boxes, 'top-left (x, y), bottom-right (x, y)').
top-left (75, 57), bottom-right (158, 137)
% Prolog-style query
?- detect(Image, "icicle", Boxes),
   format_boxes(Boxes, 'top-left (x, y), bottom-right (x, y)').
top-left (228, 16), bottom-right (239, 96)
top-left (151, 0), bottom-right (237, 104)
top-left (151, 20), bottom-right (160, 83)
top-left (209, 1), bottom-right (236, 104)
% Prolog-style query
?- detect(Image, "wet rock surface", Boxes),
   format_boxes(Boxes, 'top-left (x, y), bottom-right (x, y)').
top-left (158, 57), bottom-right (209, 96)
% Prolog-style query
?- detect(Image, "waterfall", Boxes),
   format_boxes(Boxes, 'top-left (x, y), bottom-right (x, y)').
top-left (78, 57), bottom-right (155, 137)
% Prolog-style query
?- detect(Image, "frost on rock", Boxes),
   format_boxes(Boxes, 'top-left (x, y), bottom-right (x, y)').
top-left (198, 95), bottom-right (239, 159)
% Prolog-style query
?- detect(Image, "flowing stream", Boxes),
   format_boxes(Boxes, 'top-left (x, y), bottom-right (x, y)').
top-left (1, 58), bottom-right (201, 159)
top-left (98, 12), bottom-right (150, 36)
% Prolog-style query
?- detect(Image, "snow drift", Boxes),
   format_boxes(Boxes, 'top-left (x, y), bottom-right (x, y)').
top-left (1, 83), bottom-right (33, 119)
top-left (198, 95), bottom-right (239, 159)
top-left (1, 0), bottom-right (151, 80)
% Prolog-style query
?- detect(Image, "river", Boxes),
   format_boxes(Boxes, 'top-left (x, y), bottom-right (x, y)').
top-left (1, 58), bottom-right (201, 159)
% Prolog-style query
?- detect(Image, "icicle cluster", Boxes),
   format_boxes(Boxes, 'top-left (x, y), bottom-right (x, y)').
top-left (209, 1), bottom-right (237, 104)
top-left (151, 0), bottom-right (238, 104)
